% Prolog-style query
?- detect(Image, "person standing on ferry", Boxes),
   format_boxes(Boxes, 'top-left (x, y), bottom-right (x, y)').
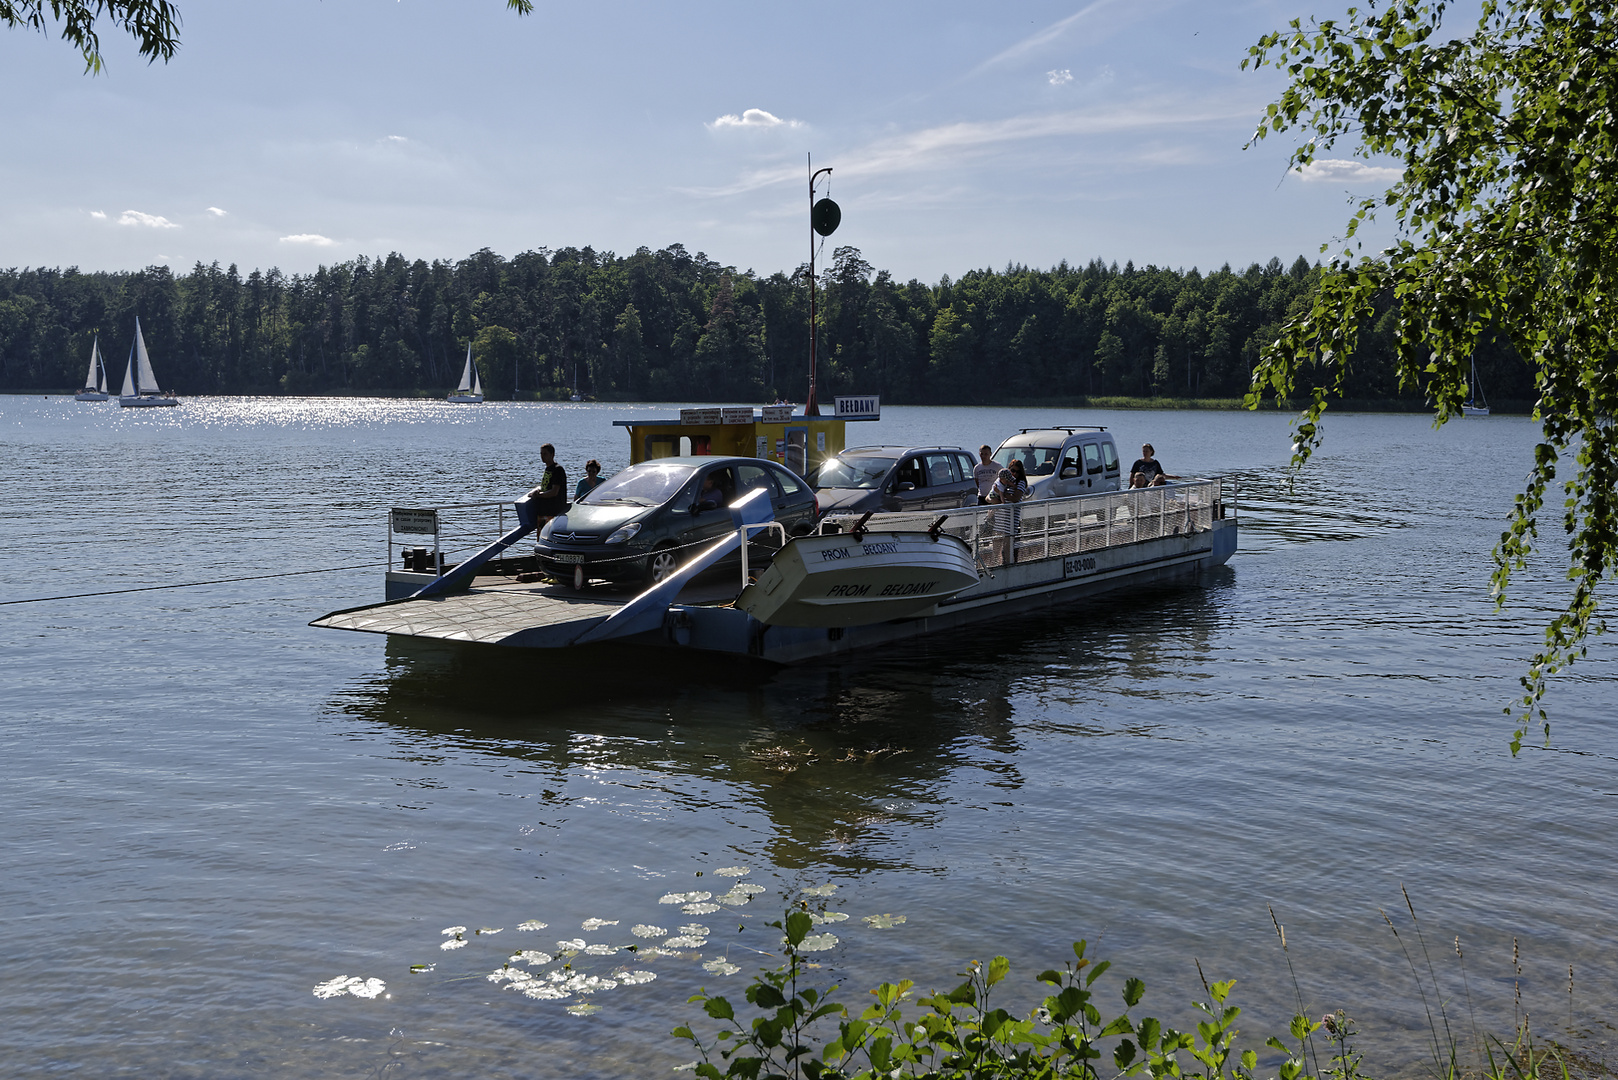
top-left (1129, 444), bottom-right (1178, 488)
top-left (973, 444), bottom-right (1000, 505)
top-left (574, 459), bottom-right (605, 500)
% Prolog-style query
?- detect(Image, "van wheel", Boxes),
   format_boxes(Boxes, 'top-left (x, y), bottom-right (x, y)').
top-left (645, 544), bottom-right (680, 585)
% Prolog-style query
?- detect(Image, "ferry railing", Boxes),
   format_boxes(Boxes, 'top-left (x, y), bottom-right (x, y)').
top-left (388, 501), bottom-right (514, 577)
top-left (819, 478), bottom-right (1227, 570)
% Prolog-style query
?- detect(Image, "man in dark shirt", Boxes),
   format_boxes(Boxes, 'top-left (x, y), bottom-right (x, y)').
top-left (1129, 443), bottom-right (1177, 487)
top-left (527, 443), bottom-right (569, 522)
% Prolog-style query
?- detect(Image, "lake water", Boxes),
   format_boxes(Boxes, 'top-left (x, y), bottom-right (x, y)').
top-left (3, 397), bottom-right (1613, 1079)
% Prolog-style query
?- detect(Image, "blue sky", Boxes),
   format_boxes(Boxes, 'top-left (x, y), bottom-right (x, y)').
top-left (1, 0), bottom-right (1402, 281)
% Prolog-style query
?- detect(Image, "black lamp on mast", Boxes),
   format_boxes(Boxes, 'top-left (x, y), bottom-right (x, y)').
top-left (805, 153), bottom-right (840, 416)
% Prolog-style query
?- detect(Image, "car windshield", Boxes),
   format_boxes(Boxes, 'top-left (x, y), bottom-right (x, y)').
top-left (814, 454), bottom-right (895, 490)
top-left (994, 441), bottom-right (1062, 476)
top-left (578, 463), bottom-right (696, 506)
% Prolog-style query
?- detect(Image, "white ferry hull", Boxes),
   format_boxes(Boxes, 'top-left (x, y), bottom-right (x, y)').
top-left (447, 394), bottom-right (484, 404)
top-left (74, 391), bottom-right (111, 401)
top-left (119, 394), bottom-right (179, 407)
top-left (737, 531), bottom-right (979, 627)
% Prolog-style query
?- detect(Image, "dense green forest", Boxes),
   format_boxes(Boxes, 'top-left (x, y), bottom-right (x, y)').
top-left (0, 244), bottom-right (1533, 405)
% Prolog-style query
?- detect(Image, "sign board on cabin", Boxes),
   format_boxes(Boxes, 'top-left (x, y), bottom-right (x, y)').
top-left (391, 508), bottom-right (439, 536)
top-left (721, 407), bottom-right (755, 425)
top-left (680, 408), bottom-right (722, 426)
top-left (835, 395), bottom-right (881, 420)
top-left (762, 404), bottom-right (794, 423)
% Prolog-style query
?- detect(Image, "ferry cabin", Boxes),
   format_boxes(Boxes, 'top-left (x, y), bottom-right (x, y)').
top-left (612, 397), bottom-right (880, 476)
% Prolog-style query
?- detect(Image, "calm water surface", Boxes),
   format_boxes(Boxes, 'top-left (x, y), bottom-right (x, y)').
top-left (2, 397), bottom-right (1613, 1078)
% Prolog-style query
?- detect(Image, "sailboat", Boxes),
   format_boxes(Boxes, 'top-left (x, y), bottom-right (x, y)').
top-left (448, 343), bottom-right (484, 403)
top-left (118, 318), bottom-right (179, 407)
top-left (1462, 354), bottom-right (1490, 416)
top-left (74, 335), bottom-right (111, 401)
top-left (569, 359), bottom-right (582, 402)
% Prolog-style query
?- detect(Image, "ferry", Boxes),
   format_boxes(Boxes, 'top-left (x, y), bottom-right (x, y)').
top-left (311, 402), bottom-right (1238, 664)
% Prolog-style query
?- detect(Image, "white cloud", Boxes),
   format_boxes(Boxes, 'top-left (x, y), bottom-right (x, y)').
top-left (1294, 158), bottom-right (1404, 184)
top-left (89, 210), bottom-right (106, 220)
top-left (708, 108), bottom-right (799, 130)
top-left (686, 95), bottom-right (1252, 197)
top-left (280, 233), bottom-right (336, 246)
top-left (973, 0), bottom-right (1118, 74)
top-left (206, 206), bottom-right (227, 216)
top-left (118, 209), bottom-right (178, 228)
top-left (386, 134), bottom-right (408, 142)
top-left (1048, 69), bottom-right (1074, 85)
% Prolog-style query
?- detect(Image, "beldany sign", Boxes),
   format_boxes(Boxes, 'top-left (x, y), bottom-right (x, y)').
top-left (834, 395), bottom-right (880, 420)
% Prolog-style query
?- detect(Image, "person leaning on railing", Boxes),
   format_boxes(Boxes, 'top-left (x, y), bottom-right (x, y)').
top-left (1129, 443), bottom-right (1180, 488)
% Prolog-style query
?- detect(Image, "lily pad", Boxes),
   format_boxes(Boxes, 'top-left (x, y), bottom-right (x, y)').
top-left (615, 969), bottom-right (658, 985)
top-left (809, 912), bottom-right (849, 925)
top-left (566, 1003), bottom-right (601, 1016)
top-left (795, 932), bottom-right (838, 952)
top-left (659, 891), bottom-right (713, 905)
top-left (439, 938), bottom-right (468, 951)
top-left (523, 984), bottom-right (570, 1000)
top-left (663, 935), bottom-right (707, 948)
top-left (581, 918), bottom-right (619, 931)
top-left (441, 925), bottom-right (468, 936)
top-left (313, 976), bottom-right (386, 999)
top-left (702, 958), bottom-right (742, 976)
top-left (516, 920), bottom-right (548, 932)
top-left (582, 943), bottom-right (616, 955)
top-left (682, 902), bottom-right (721, 915)
top-left (631, 924), bottom-right (667, 938)
top-left (511, 950), bottom-right (553, 966)
top-left (476, 927), bottom-right (503, 935)
top-left (862, 914), bottom-right (907, 930)
top-left (678, 924), bottom-right (712, 936)
top-left (714, 867), bottom-right (751, 877)
top-left (555, 938), bottom-right (588, 951)
top-left (800, 883), bottom-right (838, 897)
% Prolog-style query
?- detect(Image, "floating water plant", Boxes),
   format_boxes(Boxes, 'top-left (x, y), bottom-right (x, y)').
top-left (683, 902), bottom-right (722, 914)
top-left (703, 958), bottom-right (742, 976)
top-left (715, 867), bottom-right (751, 877)
top-left (810, 911), bottom-right (849, 925)
top-left (862, 913), bottom-right (906, 929)
top-left (566, 1003), bottom-right (600, 1017)
top-left (516, 920), bottom-right (548, 931)
top-left (408, 964), bottom-right (435, 974)
top-left (801, 883), bottom-right (837, 897)
top-left (660, 891), bottom-right (713, 905)
top-left (510, 950), bottom-right (552, 966)
top-left (581, 918), bottom-right (619, 931)
top-left (312, 976), bottom-right (386, 1000)
top-left (632, 924), bottom-right (667, 938)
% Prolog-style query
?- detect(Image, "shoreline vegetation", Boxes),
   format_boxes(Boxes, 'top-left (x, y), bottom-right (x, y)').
top-left (0, 246), bottom-right (1533, 407)
top-left (14, 388), bottom-right (1537, 415)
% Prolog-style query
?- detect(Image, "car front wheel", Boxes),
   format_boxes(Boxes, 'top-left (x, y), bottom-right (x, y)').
top-left (645, 544), bottom-right (681, 585)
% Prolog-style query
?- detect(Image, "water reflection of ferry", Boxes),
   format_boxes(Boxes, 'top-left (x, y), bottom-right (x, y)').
top-left (312, 406), bottom-right (1238, 664)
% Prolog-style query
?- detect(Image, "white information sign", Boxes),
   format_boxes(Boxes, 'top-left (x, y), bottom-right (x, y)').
top-left (721, 407), bottom-right (755, 425)
top-left (762, 404), bottom-right (794, 423)
top-left (680, 408), bottom-right (722, 426)
top-left (391, 508), bottom-right (439, 536)
top-left (834, 395), bottom-right (880, 419)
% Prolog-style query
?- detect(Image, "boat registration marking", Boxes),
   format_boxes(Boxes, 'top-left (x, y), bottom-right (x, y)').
top-left (861, 542), bottom-right (899, 556)
top-left (1062, 555), bottom-right (1098, 578)
top-left (817, 541), bottom-right (901, 562)
top-left (553, 552), bottom-right (586, 564)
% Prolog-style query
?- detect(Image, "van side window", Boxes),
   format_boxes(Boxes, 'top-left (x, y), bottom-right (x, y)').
top-left (1102, 442), bottom-right (1120, 473)
top-left (1083, 442), bottom-right (1103, 474)
top-left (894, 457), bottom-right (926, 489)
top-left (954, 451), bottom-right (977, 479)
top-left (773, 468), bottom-right (806, 496)
top-left (1060, 450), bottom-right (1080, 478)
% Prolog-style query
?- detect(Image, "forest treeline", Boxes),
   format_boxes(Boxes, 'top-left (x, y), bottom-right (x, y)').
top-left (0, 244), bottom-right (1532, 405)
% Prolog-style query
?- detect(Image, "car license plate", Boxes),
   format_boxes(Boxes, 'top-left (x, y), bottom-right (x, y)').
top-left (553, 552), bottom-right (585, 564)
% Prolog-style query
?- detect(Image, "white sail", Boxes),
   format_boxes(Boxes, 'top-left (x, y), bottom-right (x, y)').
top-left (471, 368), bottom-right (482, 396)
top-left (96, 338), bottom-right (107, 393)
top-left (456, 344), bottom-right (474, 394)
top-left (133, 317), bottom-right (161, 394)
top-left (121, 346), bottom-right (136, 397)
top-left (83, 337), bottom-right (102, 392)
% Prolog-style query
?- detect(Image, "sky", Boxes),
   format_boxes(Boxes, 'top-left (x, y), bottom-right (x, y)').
top-left (0, 0), bottom-right (1406, 283)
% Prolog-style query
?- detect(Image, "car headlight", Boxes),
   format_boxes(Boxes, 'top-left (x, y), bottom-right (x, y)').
top-left (539, 517), bottom-right (559, 540)
top-left (605, 522), bottom-right (642, 545)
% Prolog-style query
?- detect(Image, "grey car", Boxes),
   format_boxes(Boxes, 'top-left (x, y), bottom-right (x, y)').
top-left (534, 456), bottom-right (819, 585)
top-left (810, 445), bottom-right (981, 515)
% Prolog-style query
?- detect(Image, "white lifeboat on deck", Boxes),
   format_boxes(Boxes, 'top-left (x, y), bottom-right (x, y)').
top-left (736, 527), bottom-right (979, 628)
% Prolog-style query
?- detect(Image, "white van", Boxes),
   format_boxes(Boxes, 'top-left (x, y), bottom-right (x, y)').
top-left (992, 427), bottom-right (1122, 500)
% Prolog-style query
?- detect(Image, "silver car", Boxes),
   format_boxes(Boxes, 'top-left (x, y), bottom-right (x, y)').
top-left (810, 445), bottom-right (981, 515)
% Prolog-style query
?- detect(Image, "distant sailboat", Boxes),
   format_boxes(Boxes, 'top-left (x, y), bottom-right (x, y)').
top-left (118, 318), bottom-right (179, 408)
top-left (448, 343), bottom-right (484, 403)
top-left (1462, 354), bottom-right (1490, 416)
top-left (570, 359), bottom-right (582, 402)
top-left (74, 335), bottom-right (111, 401)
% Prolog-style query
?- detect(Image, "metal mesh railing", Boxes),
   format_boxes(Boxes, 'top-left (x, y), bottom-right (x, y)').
top-left (819, 479), bottom-right (1227, 570)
